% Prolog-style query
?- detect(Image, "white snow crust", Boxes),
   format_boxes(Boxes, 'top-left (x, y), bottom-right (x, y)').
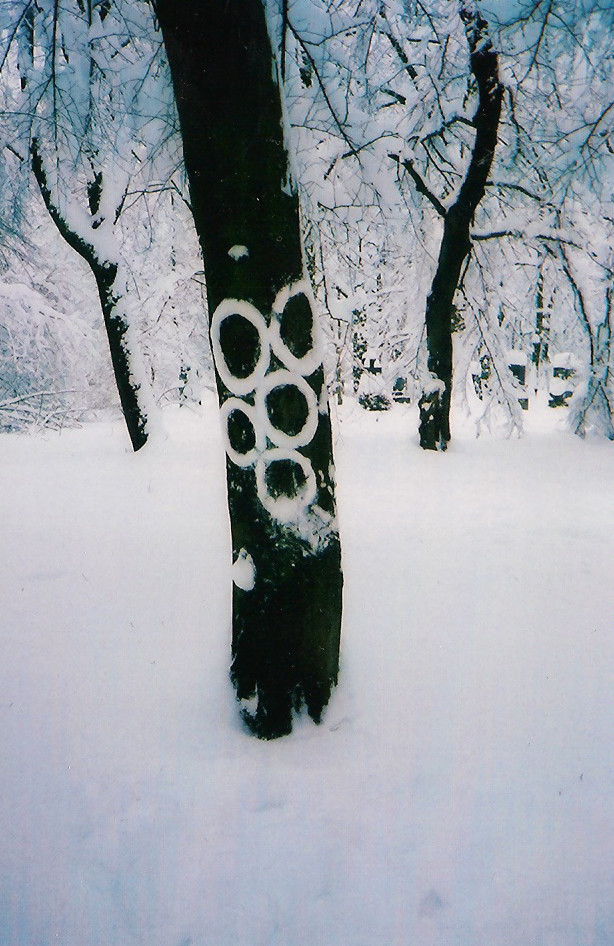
top-left (228, 245), bottom-right (249, 260)
top-left (1, 395), bottom-right (614, 946)
top-left (232, 549), bottom-right (256, 591)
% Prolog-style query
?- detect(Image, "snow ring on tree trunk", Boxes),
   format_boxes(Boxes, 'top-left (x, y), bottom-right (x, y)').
top-left (255, 447), bottom-right (317, 523)
top-left (270, 280), bottom-right (322, 376)
top-left (255, 369), bottom-right (319, 449)
top-left (210, 299), bottom-right (270, 396)
top-left (219, 397), bottom-right (265, 467)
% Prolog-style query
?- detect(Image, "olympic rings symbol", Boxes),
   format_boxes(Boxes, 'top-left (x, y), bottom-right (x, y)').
top-left (211, 281), bottom-right (322, 524)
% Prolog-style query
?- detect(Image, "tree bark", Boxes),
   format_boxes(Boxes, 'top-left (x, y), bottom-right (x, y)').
top-left (532, 270), bottom-right (549, 388)
top-left (156, 0), bottom-right (343, 738)
top-left (94, 267), bottom-right (149, 452)
top-left (419, 5), bottom-right (503, 450)
top-left (31, 140), bottom-right (149, 452)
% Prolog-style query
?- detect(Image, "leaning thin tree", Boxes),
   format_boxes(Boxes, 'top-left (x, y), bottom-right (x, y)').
top-left (155, 0), bottom-right (343, 738)
top-left (18, 0), bottom-right (152, 452)
top-left (31, 141), bottom-right (150, 452)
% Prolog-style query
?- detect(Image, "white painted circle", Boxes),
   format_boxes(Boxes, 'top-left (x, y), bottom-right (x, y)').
top-left (255, 447), bottom-right (317, 523)
top-left (219, 397), bottom-right (264, 467)
top-left (211, 298), bottom-right (270, 396)
top-left (255, 369), bottom-right (319, 449)
top-left (270, 280), bottom-right (322, 376)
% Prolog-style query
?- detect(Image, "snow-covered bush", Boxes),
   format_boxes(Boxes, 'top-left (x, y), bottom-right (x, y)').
top-left (0, 280), bottom-right (106, 431)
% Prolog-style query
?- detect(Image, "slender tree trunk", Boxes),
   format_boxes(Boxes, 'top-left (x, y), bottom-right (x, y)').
top-left (532, 271), bottom-right (550, 390)
top-left (418, 5), bottom-right (503, 450)
top-left (156, 0), bottom-right (343, 738)
top-left (95, 266), bottom-right (149, 451)
top-left (31, 141), bottom-right (149, 451)
top-left (419, 207), bottom-right (471, 449)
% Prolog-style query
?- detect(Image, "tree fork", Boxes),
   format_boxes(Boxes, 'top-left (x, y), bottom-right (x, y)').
top-left (156, 0), bottom-right (343, 738)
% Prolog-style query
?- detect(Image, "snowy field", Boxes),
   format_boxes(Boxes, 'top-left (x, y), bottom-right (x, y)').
top-left (1, 394), bottom-right (614, 946)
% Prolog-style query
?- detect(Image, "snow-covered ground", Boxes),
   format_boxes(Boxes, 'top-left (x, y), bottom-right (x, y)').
top-left (2, 395), bottom-right (613, 946)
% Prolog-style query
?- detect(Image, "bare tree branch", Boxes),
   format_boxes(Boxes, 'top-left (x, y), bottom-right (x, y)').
top-left (389, 153), bottom-right (447, 217)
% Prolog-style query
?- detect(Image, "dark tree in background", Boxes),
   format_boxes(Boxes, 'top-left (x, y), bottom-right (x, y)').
top-left (156, 0), bottom-right (343, 738)
top-left (420, 5), bottom-right (503, 450)
top-left (396, 4), bottom-right (503, 451)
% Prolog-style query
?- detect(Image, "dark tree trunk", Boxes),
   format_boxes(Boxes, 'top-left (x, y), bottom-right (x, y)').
top-left (419, 208), bottom-right (471, 449)
top-left (95, 267), bottom-right (149, 451)
top-left (419, 6), bottom-right (503, 450)
top-left (532, 271), bottom-right (549, 388)
top-left (156, 0), bottom-right (343, 738)
top-left (30, 141), bottom-right (149, 452)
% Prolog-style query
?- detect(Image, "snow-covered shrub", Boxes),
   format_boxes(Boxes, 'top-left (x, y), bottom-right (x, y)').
top-left (359, 393), bottom-right (391, 412)
top-left (0, 281), bottom-right (106, 431)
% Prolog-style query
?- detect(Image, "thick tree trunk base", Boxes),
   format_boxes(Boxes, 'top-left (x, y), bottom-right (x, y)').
top-left (419, 390), bottom-right (449, 451)
top-left (227, 442), bottom-right (343, 740)
top-left (232, 536), bottom-right (342, 739)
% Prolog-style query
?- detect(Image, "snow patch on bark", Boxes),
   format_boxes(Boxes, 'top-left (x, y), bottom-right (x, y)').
top-left (288, 504), bottom-right (338, 554)
top-left (232, 549), bottom-right (256, 591)
top-left (228, 245), bottom-right (249, 260)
